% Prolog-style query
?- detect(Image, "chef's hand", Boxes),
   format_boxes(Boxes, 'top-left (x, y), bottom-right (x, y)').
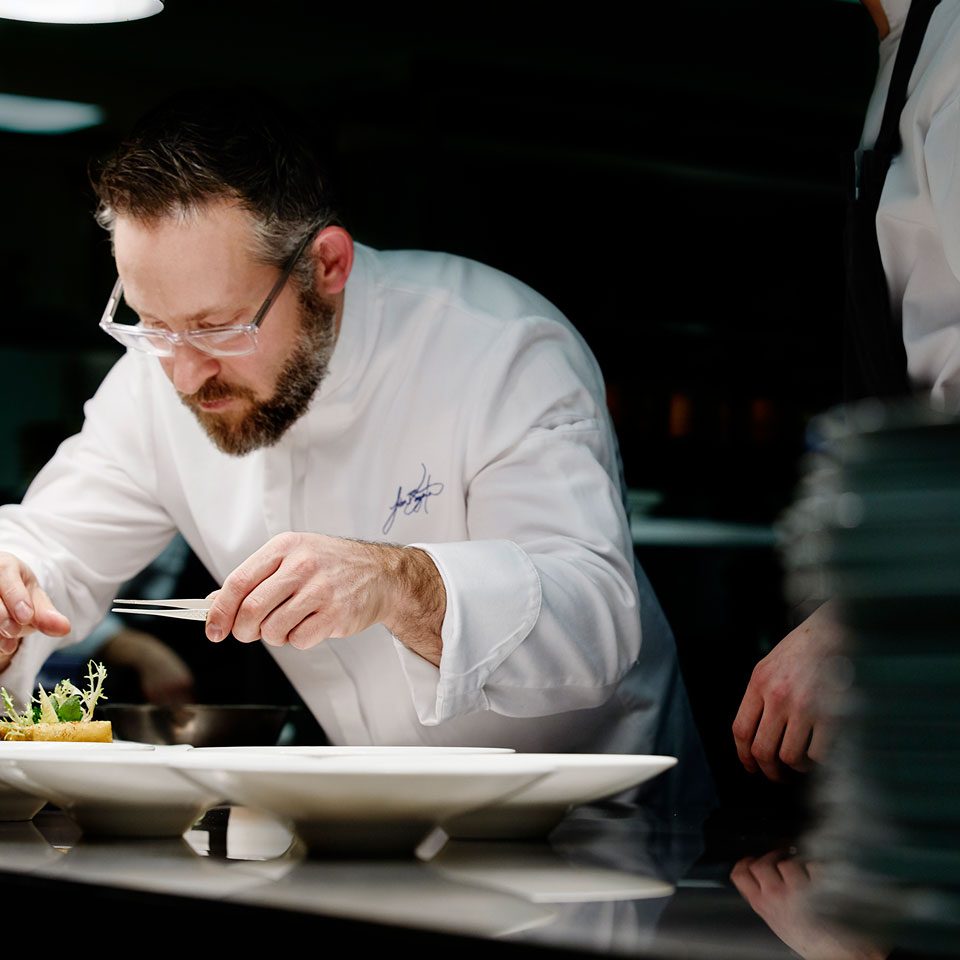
top-left (206, 534), bottom-right (446, 665)
top-left (731, 850), bottom-right (888, 960)
top-left (0, 551), bottom-right (71, 671)
top-left (732, 601), bottom-right (843, 781)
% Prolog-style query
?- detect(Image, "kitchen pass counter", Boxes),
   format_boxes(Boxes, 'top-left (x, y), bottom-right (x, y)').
top-left (0, 800), bottom-right (934, 959)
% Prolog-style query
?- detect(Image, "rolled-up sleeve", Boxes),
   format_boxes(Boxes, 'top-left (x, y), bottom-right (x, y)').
top-left (394, 316), bottom-right (641, 725)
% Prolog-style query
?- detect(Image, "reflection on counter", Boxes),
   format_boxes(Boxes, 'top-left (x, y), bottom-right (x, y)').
top-left (4, 796), bottom-right (948, 958)
top-left (207, 803), bottom-right (682, 952)
top-left (731, 849), bottom-right (889, 960)
top-left (3, 801), bottom-right (781, 958)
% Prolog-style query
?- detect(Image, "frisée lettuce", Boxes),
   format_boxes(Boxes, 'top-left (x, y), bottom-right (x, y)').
top-left (1, 660), bottom-right (109, 740)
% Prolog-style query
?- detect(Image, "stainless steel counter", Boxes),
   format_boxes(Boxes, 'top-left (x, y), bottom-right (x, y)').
top-left (0, 801), bottom-right (916, 959)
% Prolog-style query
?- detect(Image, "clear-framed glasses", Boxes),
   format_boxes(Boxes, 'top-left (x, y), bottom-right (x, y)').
top-left (99, 222), bottom-right (319, 358)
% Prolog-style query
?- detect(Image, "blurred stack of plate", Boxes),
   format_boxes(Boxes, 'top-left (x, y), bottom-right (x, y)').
top-left (777, 397), bottom-right (960, 955)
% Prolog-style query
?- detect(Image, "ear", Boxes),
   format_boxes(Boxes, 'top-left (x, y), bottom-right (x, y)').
top-left (311, 226), bottom-right (354, 296)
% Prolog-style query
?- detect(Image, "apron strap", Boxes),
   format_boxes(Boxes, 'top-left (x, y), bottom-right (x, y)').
top-left (843, 0), bottom-right (941, 403)
top-left (873, 0), bottom-right (942, 160)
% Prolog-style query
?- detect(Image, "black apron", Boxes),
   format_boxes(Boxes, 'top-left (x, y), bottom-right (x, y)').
top-left (843, 0), bottom-right (941, 403)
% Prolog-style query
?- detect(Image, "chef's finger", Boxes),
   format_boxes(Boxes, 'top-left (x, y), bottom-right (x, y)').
top-left (206, 548), bottom-right (284, 642)
top-left (0, 631), bottom-right (19, 656)
top-left (778, 720), bottom-right (813, 773)
top-left (287, 611), bottom-right (334, 650)
top-left (750, 709), bottom-right (787, 782)
top-left (29, 586), bottom-right (71, 637)
top-left (0, 597), bottom-right (18, 660)
top-left (776, 855), bottom-right (810, 889)
top-left (0, 599), bottom-right (15, 641)
top-left (259, 581), bottom-right (341, 647)
top-left (729, 857), bottom-right (760, 899)
top-left (754, 848), bottom-right (790, 869)
top-left (732, 689), bottom-right (763, 773)
top-left (231, 573), bottom-right (299, 643)
top-left (0, 598), bottom-right (31, 645)
top-left (0, 560), bottom-right (35, 627)
top-left (749, 849), bottom-right (790, 890)
top-left (259, 594), bottom-right (313, 647)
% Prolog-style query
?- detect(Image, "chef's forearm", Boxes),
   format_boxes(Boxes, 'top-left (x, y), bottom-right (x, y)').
top-left (383, 545), bottom-right (446, 666)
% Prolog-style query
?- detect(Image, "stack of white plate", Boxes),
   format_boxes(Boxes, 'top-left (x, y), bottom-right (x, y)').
top-left (0, 740), bottom-right (676, 858)
top-left (778, 398), bottom-right (960, 954)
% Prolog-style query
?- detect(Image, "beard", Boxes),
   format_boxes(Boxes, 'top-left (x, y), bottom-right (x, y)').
top-left (180, 284), bottom-right (337, 456)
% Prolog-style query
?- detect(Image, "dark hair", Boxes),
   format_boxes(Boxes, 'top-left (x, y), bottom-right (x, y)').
top-left (89, 86), bottom-right (341, 276)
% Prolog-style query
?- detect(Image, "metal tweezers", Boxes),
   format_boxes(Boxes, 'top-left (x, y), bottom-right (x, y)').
top-left (111, 598), bottom-right (213, 621)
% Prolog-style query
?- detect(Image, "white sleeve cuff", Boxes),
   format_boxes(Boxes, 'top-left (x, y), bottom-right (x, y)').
top-left (396, 540), bottom-right (541, 725)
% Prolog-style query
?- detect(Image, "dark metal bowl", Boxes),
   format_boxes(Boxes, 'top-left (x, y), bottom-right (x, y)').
top-left (101, 703), bottom-right (292, 747)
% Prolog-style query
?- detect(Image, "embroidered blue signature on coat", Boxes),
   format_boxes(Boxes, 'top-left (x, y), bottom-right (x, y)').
top-left (383, 463), bottom-right (445, 535)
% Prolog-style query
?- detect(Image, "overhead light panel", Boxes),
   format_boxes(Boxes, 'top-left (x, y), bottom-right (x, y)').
top-left (0, 0), bottom-right (162, 23)
top-left (0, 93), bottom-right (104, 134)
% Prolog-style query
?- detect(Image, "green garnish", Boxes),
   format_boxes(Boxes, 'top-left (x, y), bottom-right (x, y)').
top-left (0, 660), bottom-right (108, 727)
top-left (56, 696), bottom-right (83, 722)
top-left (1, 687), bottom-right (31, 726)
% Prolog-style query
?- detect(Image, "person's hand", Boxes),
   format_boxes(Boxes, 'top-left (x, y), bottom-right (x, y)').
top-left (732, 601), bottom-right (844, 780)
top-left (0, 551), bottom-right (71, 671)
top-left (731, 850), bottom-right (888, 960)
top-left (206, 534), bottom-right (446, 664)
top-left (99, 629), bottom-right (196, 705)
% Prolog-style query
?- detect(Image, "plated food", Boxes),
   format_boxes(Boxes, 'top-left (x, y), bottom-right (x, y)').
top-left (0, 701), bottom-right (676, 848)
top-left (1, 661), bottom-right (111, 743)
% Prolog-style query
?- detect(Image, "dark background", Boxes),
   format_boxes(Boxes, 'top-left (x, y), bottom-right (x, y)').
top-left (0, 0), bottom-right (880, 810)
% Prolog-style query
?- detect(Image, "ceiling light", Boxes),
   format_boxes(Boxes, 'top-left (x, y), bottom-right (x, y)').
top-left (0, 93), bottom-right (104, 134)
top-left (0, 0), bottom-right (162, 23)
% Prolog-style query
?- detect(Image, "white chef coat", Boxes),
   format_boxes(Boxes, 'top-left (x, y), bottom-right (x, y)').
top-left (861, 0), bottom-right (960, 411)
top-left (0, 244), bottom-right (712, 806)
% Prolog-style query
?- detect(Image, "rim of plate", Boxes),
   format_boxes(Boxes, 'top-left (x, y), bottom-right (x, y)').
top-left (166, 752), bottom-right (559, 776)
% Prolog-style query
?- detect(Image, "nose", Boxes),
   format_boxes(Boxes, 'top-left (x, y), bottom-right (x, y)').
top-left (165, 342), bottom-right (221, 395)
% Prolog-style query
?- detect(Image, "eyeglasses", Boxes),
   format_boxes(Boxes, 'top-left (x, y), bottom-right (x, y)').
top-left (99, 223), bottom-right (319, 358)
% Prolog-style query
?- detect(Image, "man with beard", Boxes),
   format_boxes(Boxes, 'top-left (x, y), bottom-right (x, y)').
top-left (0, 89), bottom-right (711, 807)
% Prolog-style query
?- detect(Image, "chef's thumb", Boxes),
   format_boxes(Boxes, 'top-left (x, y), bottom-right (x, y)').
top-left (31, 587), bottom-right (71, 637)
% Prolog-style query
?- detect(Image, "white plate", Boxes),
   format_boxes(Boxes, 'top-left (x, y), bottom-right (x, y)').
top-left (188, 745), bottom-right (516, 757)
top-left (440, 754), bottom-right (678, 839)
top-left (167, 752), bottom-right (554, 857)
top-left (0, 740), bottom-right (155, 751)
top-left (0, 740), bottom-right (155, 822)
top-left (1, 745), bottom-right (222, 837)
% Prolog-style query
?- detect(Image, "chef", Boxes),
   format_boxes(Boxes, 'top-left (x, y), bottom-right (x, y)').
top-left (0, 88), bottom-right (711, 806)
top-left (734, 0), bottom-right (957, 782)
